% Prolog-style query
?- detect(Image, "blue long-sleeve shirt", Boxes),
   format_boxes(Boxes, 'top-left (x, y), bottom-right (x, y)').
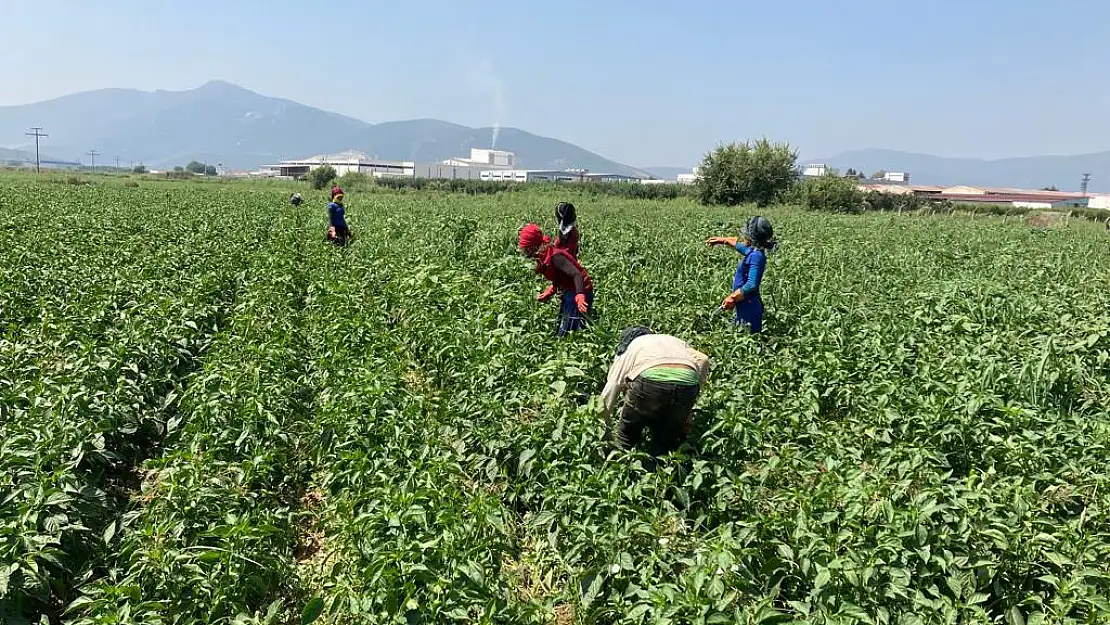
top-left (328, 202), bottom-right (347, 229)
top-left (731, 242), bottom-right (767, 297)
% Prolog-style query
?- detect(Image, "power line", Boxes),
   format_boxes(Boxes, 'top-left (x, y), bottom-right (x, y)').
top-left (86, 149), bottom-right (100, 171)
top-left (25, 127), bottom-right (48, 173)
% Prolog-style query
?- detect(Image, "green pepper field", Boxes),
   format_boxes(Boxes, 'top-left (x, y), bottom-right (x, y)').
top-left (3, 176), bottom-right (1110, 625)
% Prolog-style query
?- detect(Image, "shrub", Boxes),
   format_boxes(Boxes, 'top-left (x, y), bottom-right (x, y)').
top-left (696, 138), bottom-right (797, 207)
top-left (863, 190), bottom-right (922, 213)
top-left (336, 171), bottom-right (374, 192)
top-left (308, 165), bottom-right (338, 190)
top-left (799, 174), bottom-right (865, 213)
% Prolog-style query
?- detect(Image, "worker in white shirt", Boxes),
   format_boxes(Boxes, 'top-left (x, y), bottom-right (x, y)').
top-left (600, 327), bottom-right (710, 456)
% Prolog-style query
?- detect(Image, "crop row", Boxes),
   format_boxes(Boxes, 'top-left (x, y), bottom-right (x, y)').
top-left (0, 188), bottom-right (245, 621)
top-left (67, 207), bottom-right (319, 624)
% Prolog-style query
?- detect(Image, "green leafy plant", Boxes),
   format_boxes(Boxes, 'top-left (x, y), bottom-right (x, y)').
top-left (1, 176), bottom-right (1109, 625)
top-left (308, 165), bottom-right (337, 190)
top-left (697, 138), bottom-right (798, 207)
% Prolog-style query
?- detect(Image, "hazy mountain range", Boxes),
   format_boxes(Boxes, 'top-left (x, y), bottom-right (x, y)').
top-left (811, 149), bottom-right (1109, 193)
top-left (0, 80), bottom-right (1107, 190)
top-left (0, 81), bottom-right (650, 176)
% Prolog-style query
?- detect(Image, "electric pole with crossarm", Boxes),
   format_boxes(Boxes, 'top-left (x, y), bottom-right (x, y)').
top-left (25, 127), bottom-right (48, 173)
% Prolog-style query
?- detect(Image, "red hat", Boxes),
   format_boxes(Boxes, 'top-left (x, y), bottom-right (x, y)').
top-left (518, 223), bottom-right (546, 249)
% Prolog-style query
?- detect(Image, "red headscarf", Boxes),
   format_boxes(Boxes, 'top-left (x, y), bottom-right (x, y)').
top-left (518, 223), bottom-right (549, 250)
top-left (331, 185), bottom-right (344, 201)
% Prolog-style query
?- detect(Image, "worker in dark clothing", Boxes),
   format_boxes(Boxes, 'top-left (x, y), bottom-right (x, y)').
top-left (706, 216), bottom-right (775, 333)
top-left (554, 201), bottom-right (580, 257)
top-left (325, 186), bottom-right (351, 246)
top-left (601, 327), bottom-right (710, 456)
top-left (519, 223), bottom-right (594, 336)
top-left (290, 192), bottom-right (303, 207)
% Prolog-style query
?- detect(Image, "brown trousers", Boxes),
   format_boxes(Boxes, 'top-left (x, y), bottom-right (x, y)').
top-left (615, 376), bottom-right (699, 456)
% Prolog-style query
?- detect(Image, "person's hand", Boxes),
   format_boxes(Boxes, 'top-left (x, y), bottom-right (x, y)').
top-left (575, 293), bottom-right (590, 313)
top-left (706, 236), bottom-right (738, 247)
top-left (537, 285), bottom-right (556, 302)
top-left (722, 290), bottom-right (743, 310)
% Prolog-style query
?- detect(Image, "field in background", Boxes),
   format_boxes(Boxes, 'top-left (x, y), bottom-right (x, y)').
top-left (3, 176), bottom-right (1110, 625)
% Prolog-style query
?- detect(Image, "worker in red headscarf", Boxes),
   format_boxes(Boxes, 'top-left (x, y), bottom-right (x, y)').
top-left (519, 223), bottom-right (594, 336)
top-left (325, 185), bottom-right (351, 246)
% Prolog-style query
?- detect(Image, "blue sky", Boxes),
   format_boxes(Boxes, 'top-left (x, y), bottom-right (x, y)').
top-left (4, 0), bottom-right (1109, 167)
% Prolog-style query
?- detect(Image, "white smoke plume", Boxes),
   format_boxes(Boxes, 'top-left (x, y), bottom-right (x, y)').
top-left (491, 85), bottom-right (504, 149)
top-left (467, 59), bottom-right (506, 150)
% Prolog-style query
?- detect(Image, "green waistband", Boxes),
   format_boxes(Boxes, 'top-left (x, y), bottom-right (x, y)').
top-left (640, 365), bottom-right (700, 386)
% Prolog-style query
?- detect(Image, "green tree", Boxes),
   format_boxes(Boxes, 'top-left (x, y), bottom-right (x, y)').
top-left (205, 165), bottom-right (217, 176)
top-left (696, 138), bottom-right (798, 207)
top-left (871, 169), bottom-right (887, 180)
top-left (173, 166), bottom-right (185, 173)
top-left (801, 173), bottom-right (865, 213)
top-left (185, 161), bottom-right (206, 174)
top-left (309, 164), bottom-right (338, 190)
top-left (1041, 185), bottom-right (1059, 191)
top-left (132, 164), bottom-right (148, 174)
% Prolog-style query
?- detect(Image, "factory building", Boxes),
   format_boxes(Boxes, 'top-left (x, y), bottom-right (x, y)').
top-left (274, 148), bottom-right (646, 185)
top-left (273, 149), bottom-right (514, 180)
top-left (442, 148), bottom-right (515, 169)
top-left (479, 170), bottom-right (643, 184)
top-left (676, 165), bottom-right (701, 185)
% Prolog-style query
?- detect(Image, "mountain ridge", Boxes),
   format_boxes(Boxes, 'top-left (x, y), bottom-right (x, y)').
top-left (0, 81), bottom-right (649, 176)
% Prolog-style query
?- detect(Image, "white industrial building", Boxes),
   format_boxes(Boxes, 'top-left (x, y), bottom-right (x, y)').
top-left (273, 149), bottom-right (514, 181)
top-left (1087, 194), bottom-right (1110, 209)
top-left (802, 164), bottom-right (828, 178)
top-left (676, 165), bottom-right (701, 185)
top-left (480, 169), bottom-right (643, 184)
top-left (442, 148), bottom-right (515, 169)
top-left (273, 148), bottom-right (650, 184)
top-left (881, 171), bottom-right (909, 183)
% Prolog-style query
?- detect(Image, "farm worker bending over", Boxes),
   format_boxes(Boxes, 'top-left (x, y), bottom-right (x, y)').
top-left (519, 223), bottom-right (594, 336)
top-left (601, 327), bottom-right (710, 456)
top-left (706, 216), bottom-right (775, 333)
top-left (325, 186), bottom-right (351, 246)
top-left (554, 201), bottom-right (580, 257)
top-left (290, 192), bottom-right (303, 207)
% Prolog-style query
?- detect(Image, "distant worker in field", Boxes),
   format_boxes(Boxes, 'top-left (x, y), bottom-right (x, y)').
top-left (519, 223), bottom-right (594, 336)
top-left (706, 216), bottom-right (776, 334)
top-left (600, 327), bottom-right (710, 457)
top-left (554, 201), bottom-right (580, 257)
top-left (290, 192), bottom-right (303, 207)
top-left (325, 186), bottom-right (351, 246)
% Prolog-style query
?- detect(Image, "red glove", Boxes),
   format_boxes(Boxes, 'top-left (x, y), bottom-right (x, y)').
top-left (706, 236), bottom-right (739, 247)
top-left (537, 285), bottom-right (556, 302)
top-left (575, 293), bottom-right (590, 313)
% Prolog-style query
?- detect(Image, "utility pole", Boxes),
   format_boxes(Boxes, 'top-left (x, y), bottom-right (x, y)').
top-left (115, 156), bottom-right (120, 171)
top-left (1081, 173), bottom-right (1091, 196)
top-left (86, 149), bottom-right (100, 172)
top-left (25, 127), bottom-right (48, 173)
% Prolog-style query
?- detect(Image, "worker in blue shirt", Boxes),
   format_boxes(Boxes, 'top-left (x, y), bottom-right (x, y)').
top-left (325, 185), bottom-right (351, 246)
top-left (706, 216), bottom-right (775, 333)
